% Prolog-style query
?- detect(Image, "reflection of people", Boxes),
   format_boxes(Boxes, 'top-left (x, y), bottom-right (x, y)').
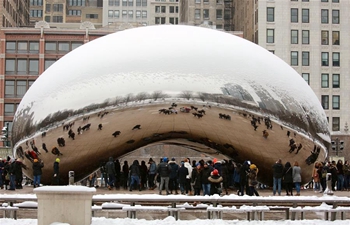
top-left (52, 158), bottom-right (60, 185)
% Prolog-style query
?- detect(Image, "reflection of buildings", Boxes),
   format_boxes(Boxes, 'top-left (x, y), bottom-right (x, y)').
top-left (0, 24), bottom-right (114, 148)
top-left (233, 0), bottom-right (349, 160)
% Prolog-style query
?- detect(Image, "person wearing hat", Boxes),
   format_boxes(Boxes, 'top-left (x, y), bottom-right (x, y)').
top-left (248, 164), bottom-right (259, 196)
top-left (157, 157), bottom-right (171, 195)
top-left (208, 169), bottom-right (223, 195)
top-left (52, 158), bottom-right (60, 185)
top-left (32, 159), bottom-right (44, 188)
top-left (168, 157), bottom-right (179, 194)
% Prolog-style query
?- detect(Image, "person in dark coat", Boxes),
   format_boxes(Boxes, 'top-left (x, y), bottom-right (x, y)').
top-left (248, 164), bottom-right (259, 196)
top-left (272, 159), bottom-right (284, 195)
top-left (122, 161), bottom-right (129, 190)
top-left (105, 157), bottom-right (116, 190)
top-left (32, 159), bottom-right (44, 188)
top-left (168, 158), bottom-right (179, 194)
top-left (52, 158), bottom-right (60, 185)
top-left (129, 160), bottom-right (141, 191)
top-left (208, 169), bottom-right (223, 195)
top-left (157, 157), bottom-right (171, 195)
top-left (282, 162), bottom-right (293, 196)
top-left (200, 161), bottom-right (212, 196)
top-left (139, 160), bottom-right (148, 190)
top-left (178, 162), bottom-right (189, 194)
top-left (14, 159), bottom-right (25, 189)
top-left (114, 159), bottom-right (121, 189)
top-left (221, 159), bottom-right (230, 195)
top-left (191, 162), bottom-right (202, 196)
top-left (239, 160), bottom-right (251, 196)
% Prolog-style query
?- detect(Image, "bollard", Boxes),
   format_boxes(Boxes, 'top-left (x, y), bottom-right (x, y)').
top-left (323, 173), bottom-right (333, 195)
top-left (69, 171), bottom-right (75, 185)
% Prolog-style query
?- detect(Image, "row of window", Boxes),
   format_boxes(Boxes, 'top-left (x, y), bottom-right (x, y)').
top-left (291, 0), bottom-right (339, 2)
top-left (108, 0), bottom-right (148, 7)
top-left (289, 51), bottom-right (340, 67)
top-left (321, 95), bottom-right (340, 110)
top-left (300, 73), bottom-right (340, 89)
top-left (30, 0), bottom-right (86, 7)
top-left (267, 8), bottom-right (340, 24)
top-left (31, 9), bottom-right (82, 17)
top-left (194, 9), bottom-right (229, 20)
top-left (5, 80), bottom-right (35, 98)
top-left (155, 6), bottom-right (178, 14)
top-left (108, 10), bottom-right (147, 19)
top-left (5, 59), bottom-right (58, 75)
top-left (155, 17), bottom-right (178, 24)
top-left (5, 41), bottom-right (83, 54)
top-left (267, 29), bottom-right (340, 46)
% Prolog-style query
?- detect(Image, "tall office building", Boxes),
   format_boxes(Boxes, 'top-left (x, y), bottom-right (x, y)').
top-left (233, 0), bottom-right (348, 158)
top-left (29, 0), bottom-right (103, 27)
top-left (179, 0), bottom-right (234, 31)
top-left (102, 0), bottom-right (179, 28)
top-left (0, 0), bottom-right (30, 27)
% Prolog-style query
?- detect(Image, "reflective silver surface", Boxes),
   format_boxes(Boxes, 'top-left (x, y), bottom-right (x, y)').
top-left (12, 25), bottom-right (330, 185)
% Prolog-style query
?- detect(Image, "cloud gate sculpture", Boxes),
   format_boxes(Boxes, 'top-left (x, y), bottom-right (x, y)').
top-left (12, 25), bottom-right (330, 185)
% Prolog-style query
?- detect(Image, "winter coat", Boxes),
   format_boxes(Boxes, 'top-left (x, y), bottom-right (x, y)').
top-left (184, 162), bottom-right (192, 179)
top-left (200, 166), bottom-right (212, 184)
top-left (157, 162), bottom-right (171, 177)
top-left (292, 166), bottom-right (302, 183)
top-left (105, 157), bottom-right (116, 175)
top-left (33, 161), bottom-right (44, 176)
top-left (178, 165), bottom-right (188, 184)
top-left (248, 168), bottom-right (258, 186)
top-left (208, 174), bottom-right (223, 195)
top-left (168, 161), bottom-right (179, 179)
top-left (191, 168), bottom-right (202, 189)
top-left (129, 160), bottom-right (140, 176)
top-left (282, 164), bottom-right (293, 184)
top-left (272, 162), bottom-right (284, 178)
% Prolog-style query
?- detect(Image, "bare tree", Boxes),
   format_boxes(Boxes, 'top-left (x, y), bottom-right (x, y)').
top-left (180, 91), bottom-right (193, 100)
top-left (114, 96), bottom-right (123, 105)
top-left (198, 92), bottom-right (209, 102)
top-left (151, 91), bottom-right (164, 101)
top-left (124, 93), bottom-right (134, 105)
top-left (136, 92), bottom-right (149, 102)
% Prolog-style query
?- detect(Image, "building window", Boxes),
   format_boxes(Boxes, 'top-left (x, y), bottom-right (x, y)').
top-left (267, 7), bottom-right (274, 22)
top-left (29, 42), bottom-right (39, 53)
top-left (321, 31), bottom-right (329, 45)
top-left (332, 0), bottom-right (339, 2)
top-left (68, 0), bottom-right (86, 6)
top-left (30, 10), bottom-right (43, 17)
top-left (142, 0), bottom-right (147, 6)
top-left (53, 16), bottom-right (63, 22)
top-left (321, 73), bottom-right (329, 88)
top-left (170, 6), bottom-right (175, 13)
top-left (122, 10), bottom-right (127, 18)
top-left (17, 42), bottom-right (28, 53)
top-left (302, 73), bottom-right (309, 85)
top-left (4, 104), bottom-right (15, 116)
top-left (72, 42), bottom-right (83, 50)
top-left (267, 29), bottom-right (274, 43)
top-left (17, 59), bottom-right (27, 75)
top-left (196, 0), bottom-right (201, 3)
top-left (30, 0), bottom-right (43, 6)
top-left (68, 10), bottom-right (81, 16)
top-left (216, 9), bottom-right (222, 19)
top-left (44, 59), bottom-right (56, 70)
top-left (203, 9), bottom-right (209, 19)
top-left (86, 14), bottom-right (98, 19)
top-left (108, 10), bottom-right (113, 18)
top-left (29, 59), bottom-right (39, 75)
top-left (16, 81), bottom-right (27, 97)
top-left (291, 30), bottom-right (298, 44)
top-left (122, 0), bottom-right (127, 6)
top-left (5, 81), bottom-right (15, 98)
top-left (195, 9), bottom-right (200, 19)
top-left (142, 11), bottom-right (147, 18)
top-left (5, 59), bottom-right (15, 74)
top-left (45, 16), bottom-right (50, 22)
top-left (128, 0), bottom-right (133, 6)
top-left (161, 6), bottom-right (166, 13)
top-left (53, 4), bottom-right (63, 12)
top-left (321, 0), bottom-right (328, 2)
top-left (321, 95), bottom-right (329, 110)
top-left (6, 41), bottom-right (16, 53)
top-left (332, 117), bottom-right (340, 131)
top-left (333, 52), bottom-right (340, 66)
top-left (136, 0), bottom-right (141, 6)
top-left (155, 6), bottom-right (160, 13)
top-left (128, 10), bottom-right (133, 18)
top-left (114, 10), bottom-right (120, 18)
top-left (302, 51), bottom-right (309, 66)
top-left (291, 8), bottom-right (298, 23)
top-left (321, 9), bottom-right (328, 24)
top-left (321, 52), bottom-right (329, 66)
top-left (169, 17), bottom-right (178, 24)
top-left (45, 42), bottom-right (56, 52)
top-left (58, 42), bottom-right (69, 52)
top-left (332, 31), bottom-right (339, 45)
top-left (333, 74), bottom-right (340, 88)
top-left (332, 10), bottom-right (339, 24)
top-left (291, 51), bottom-right (298, 66)
top-left (302, 30), bottom-right (309, 44)
top-left (332, 95), bottom-right (340, 110)
top-left (155, 17), bottom-right (165, 24)
top-left (302, 9), bottom-right (309, 23)
top-left (136, 10), bottom-right (141, 18)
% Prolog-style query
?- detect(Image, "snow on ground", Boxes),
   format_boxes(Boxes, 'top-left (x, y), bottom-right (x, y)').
top-left (1, 217), bottom-right (349, 225)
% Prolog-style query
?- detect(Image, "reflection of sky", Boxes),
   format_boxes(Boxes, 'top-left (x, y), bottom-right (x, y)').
top-left (16, 25), bottom-right (327, 130)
